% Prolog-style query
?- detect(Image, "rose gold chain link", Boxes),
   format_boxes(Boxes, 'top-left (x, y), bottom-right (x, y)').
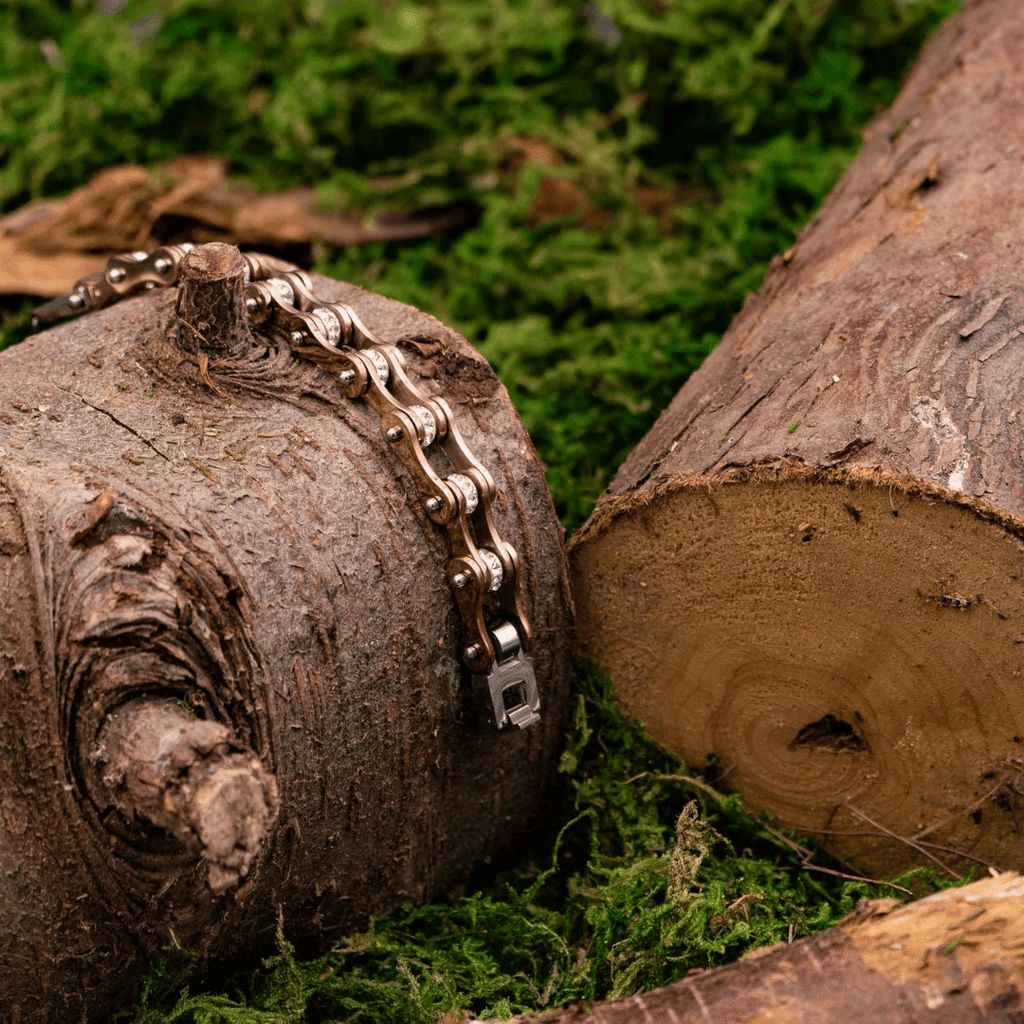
top-left (32, 248), bottom-right (541, 730)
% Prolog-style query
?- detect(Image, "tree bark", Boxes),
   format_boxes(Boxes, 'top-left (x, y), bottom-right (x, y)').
top-left (0, 254), bottom-right (572, 1021)
top-left (569, 0), bottom-right (1024, 881)
top-left (504, 872), bottom-right (1024, 1024)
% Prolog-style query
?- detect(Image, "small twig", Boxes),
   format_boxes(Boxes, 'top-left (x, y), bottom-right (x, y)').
top-left (760, 822), bottom-right (913, 896)
top-left (845, 804), bottom-right (961, 880)
top-left (911, 780), bottom-right (1007, 841)
top-left (911, 839), bottom-right (1002, 874)
top-left (624, 771), bottom-right (730, 806)
top-left (797, 826), bottom-right (1002, 874)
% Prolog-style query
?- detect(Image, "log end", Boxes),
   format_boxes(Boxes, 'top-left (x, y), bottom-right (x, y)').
top-left (570, 463), bottom-right (1024, 878)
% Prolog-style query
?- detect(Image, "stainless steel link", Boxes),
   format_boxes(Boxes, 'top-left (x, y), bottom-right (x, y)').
top-left (252, 275), bottom-right (539, 708)
top-left (32, 248), bottom-right (542, 731)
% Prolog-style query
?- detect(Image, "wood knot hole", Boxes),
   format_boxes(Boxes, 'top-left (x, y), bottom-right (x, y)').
top-left (788, 714), bottom-right (869, 754)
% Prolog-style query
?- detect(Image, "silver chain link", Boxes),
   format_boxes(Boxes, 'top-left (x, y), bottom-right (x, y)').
top-left (32, 247), bottom-right (541, 731)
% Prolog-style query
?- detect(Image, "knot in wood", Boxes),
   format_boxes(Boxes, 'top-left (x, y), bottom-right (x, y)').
top-left (172, 241), bottom-right (254, 358)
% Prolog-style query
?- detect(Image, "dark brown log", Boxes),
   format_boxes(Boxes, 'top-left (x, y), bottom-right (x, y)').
top-left (0, 248), bottom-right (572, 1021)
top-left (504, 873), bottom-right (1024, 1024)
top-left (570, 0), bottom-right (1024, 880)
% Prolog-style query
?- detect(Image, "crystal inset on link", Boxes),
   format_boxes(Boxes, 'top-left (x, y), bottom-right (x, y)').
top-left (269, 278), bottom-right (295, 306)
top-left (410, 405), bottom-right (437, 446)
top-left (311, 307), bottom-right (343, 347)
top-left (479, 549), bottom-right (503, 592)
top-left (366, 348), bottom-right (390, 384)
top-left (447, 473), bottom-right (479, 514)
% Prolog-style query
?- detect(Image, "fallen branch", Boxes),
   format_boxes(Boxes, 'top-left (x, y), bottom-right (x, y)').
top-left (504, 873), bottom-right (1024, 1024)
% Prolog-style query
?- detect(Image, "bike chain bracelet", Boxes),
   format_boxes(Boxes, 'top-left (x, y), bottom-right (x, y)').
top-left (32, 246), bottom-right (542, 731)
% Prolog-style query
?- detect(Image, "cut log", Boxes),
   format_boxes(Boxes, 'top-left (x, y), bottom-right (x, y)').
top-left (569, 0), bottom-right (1024, 880)
top-left (0, 245), bottom-right (572, 1021)
top-left (504, 872), bottom-right (1024, 1024)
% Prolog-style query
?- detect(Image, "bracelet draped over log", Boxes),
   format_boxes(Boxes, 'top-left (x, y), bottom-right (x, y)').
top-left (0, 246), bottom-right (573, 1022)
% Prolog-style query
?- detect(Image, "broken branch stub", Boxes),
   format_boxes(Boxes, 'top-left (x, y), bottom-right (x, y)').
top-left (570, 0), bottom-right (1024, 879)
top-left (92, 698), bottom-right (279, 892)
top-left (173, 241), bottom-right (254, 356)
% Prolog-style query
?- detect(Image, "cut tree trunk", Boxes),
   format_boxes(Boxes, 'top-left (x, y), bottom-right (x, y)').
top-left (569, 0), bottom-right (1024, 880)
top-left (504, 872), bottom-right (1024, 1024)
top-left (0, 245), bottom-right (572, 1022)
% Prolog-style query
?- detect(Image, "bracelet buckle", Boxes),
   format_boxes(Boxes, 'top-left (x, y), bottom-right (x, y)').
top-left (474, 620), bottom-right (541, 730)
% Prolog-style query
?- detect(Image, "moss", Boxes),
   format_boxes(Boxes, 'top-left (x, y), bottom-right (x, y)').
top-left (1, 0), bottom-right (957, 526)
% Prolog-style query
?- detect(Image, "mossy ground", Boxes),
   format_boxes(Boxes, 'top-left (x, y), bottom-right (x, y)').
top-left (1, 0), bottom-right (962, 1019)
top-left (127, 664), bottom-right (963, 1023)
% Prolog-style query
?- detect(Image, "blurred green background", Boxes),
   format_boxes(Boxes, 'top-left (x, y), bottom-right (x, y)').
top-left (2, 0), bottom-right (957, 529)
top-left (0, 1), bottom-right (961, 1020)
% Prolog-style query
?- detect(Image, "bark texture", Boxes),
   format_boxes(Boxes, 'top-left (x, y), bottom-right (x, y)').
top-left (570, 0), bottom-right (1024, 880)
top-left (0, 259), bottom-right (572, 1021)
top-left (504, 872), bottom-right (1024, 1024)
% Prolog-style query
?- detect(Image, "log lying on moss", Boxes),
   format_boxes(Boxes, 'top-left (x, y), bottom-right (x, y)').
top-left (506, 873), bottom-right (1024, 1024)
top-left (570, 0), bottom-right (1024, 879)
top-left (0, 244), bottom-right (572, 1021)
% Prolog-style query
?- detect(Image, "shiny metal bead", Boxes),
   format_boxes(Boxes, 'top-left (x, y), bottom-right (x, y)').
top-left (310, 307), bottom-right (342, 347)
top-left (479, 549), bottom-right (503, 592)
top-left (366, 348), bottom-right (390, 384)
top-left (269, 278), bottom-right (295, 306)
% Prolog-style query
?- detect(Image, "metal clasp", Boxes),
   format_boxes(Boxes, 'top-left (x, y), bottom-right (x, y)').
top-left (473, 620), bottom-right (541, 730)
